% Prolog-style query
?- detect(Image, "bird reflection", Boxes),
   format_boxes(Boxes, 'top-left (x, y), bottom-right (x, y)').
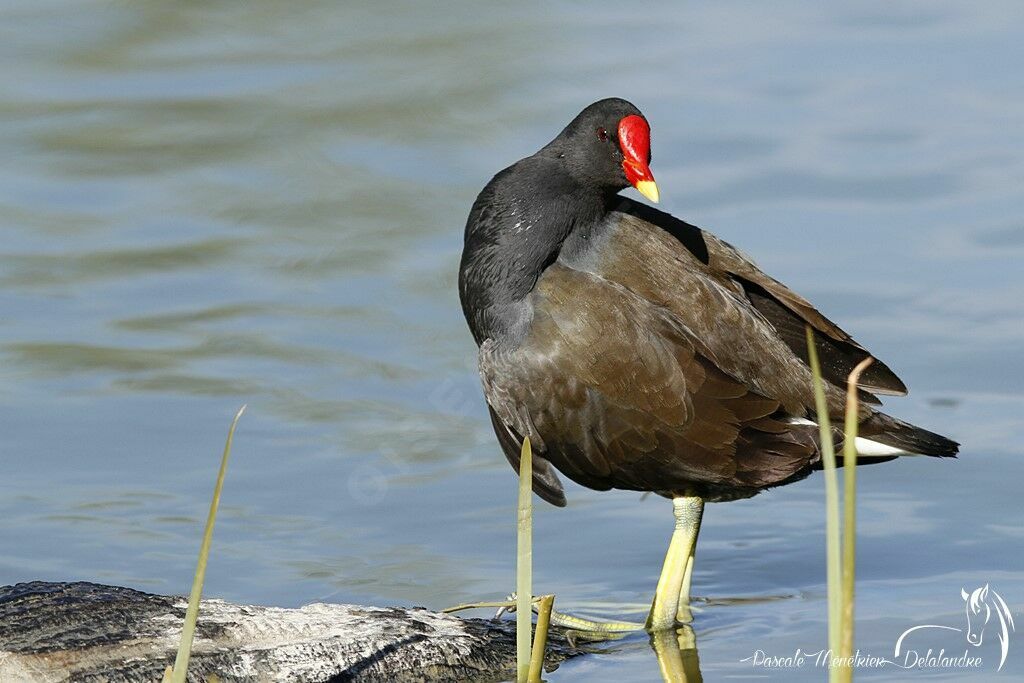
top-left (650, 625), bottom-right (703, 683)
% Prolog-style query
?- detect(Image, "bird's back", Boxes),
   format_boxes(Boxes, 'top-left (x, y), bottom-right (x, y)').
top-left (475, 196), bottom-right (957, 503)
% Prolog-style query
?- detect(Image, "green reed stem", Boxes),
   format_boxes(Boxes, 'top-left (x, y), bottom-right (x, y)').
top-left (805, 327), bottom-right (841, 680)
top-left (838, 357), bottom-right (873, 683)
top-left (517, 436), bottom-right (533, 683)
top-left (167, 405), bottom-right (246, 683)
top-left (528, 594), bottom-right (554, 682)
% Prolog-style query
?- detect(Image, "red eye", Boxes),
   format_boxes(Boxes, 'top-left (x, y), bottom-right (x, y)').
top-left (596, 127), bottom-right (609, 141)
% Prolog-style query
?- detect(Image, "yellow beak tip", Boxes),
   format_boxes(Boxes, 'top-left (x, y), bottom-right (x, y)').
top-left (634, 180), bottom-right (660, 203)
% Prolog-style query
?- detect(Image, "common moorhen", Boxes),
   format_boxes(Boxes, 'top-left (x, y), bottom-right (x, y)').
top-left (458, 98), bottom-right (958, 630)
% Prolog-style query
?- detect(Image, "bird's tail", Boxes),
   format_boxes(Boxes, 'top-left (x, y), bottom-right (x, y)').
top-left (832, 411), bottom-right (959, 463)
top-left (795, 412), bottom-right (959, 469)
top-left (855, 412), bottom-right (959, 458)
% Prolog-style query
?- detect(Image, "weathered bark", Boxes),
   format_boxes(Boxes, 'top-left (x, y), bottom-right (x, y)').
top-left (0, 582), bottom-right (578, 682)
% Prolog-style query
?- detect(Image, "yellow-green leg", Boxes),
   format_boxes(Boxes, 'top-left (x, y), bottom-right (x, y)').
top-left (651, 624), bottom-right (703, 683)
top-left (646, 496), bottom-right (704, 631)
top-left (446, 495), bottom-right (705, 637)
top-left (676, 497), bottom-right (703, 623)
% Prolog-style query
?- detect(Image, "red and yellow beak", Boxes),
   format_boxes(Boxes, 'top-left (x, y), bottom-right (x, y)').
top-left (618, 114), bottom-right (659, 203)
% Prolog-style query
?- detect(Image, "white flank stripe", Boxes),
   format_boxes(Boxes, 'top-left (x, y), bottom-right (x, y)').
top-left (852, 437), bottom-right (914, 457)
top-left (783, 417), bottom-right (917, 456)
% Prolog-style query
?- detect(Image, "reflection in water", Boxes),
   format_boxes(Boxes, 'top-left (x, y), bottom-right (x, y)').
top-left (651, 626), bottom-right (702, 683)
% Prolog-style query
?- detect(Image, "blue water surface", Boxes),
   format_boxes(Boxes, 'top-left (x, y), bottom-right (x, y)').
top-left (1, 2), bottom-right (1022, 680)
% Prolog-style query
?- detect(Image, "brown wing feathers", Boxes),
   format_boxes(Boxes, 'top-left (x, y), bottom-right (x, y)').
top-left (611, 198), bottom-right (908, 399)
top-left (478, 199), bottom-right (955, 504)
top-left (462, 101), bottom-right (958, 509)
top-left (488, 405), bottom-right (567, 507)
top-left (480, 264), bottom-right (822, 499)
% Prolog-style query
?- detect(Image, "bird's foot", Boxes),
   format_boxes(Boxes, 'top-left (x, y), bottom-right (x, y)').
top-left (444, 593), bottom-right (642, 644)
top-left (500, 592), bottom-right (642, 642)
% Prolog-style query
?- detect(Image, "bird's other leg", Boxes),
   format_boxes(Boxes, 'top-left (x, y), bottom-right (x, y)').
top-left (646, 496), bottom-right (704, 631)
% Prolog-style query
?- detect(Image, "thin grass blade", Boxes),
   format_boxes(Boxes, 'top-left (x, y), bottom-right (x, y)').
top-left (838, 357), bottom-right (873, 683)
top-left (805, 327), bottom-right (841, 678)
top-left (516, 436), bottom-right (533, 683)
top-left (528, 594), bottom-right (554, 682)
top-left (169, 404), bottom-right (246, 683)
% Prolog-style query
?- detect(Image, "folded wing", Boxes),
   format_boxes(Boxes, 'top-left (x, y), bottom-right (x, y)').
top-left (608, 198), bottom-right (908, 401)
top-left (479, 264), bottom-right (821, 500)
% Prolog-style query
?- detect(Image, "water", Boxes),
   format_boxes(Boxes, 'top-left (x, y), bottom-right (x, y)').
top-left (2, 2), bottom-right (1023, 680)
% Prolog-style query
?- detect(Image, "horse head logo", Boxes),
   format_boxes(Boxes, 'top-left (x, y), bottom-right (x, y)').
top-left (961, 584), bottom-right (1014, 667)
top-left (896, 584), bottom-right (1016, 672)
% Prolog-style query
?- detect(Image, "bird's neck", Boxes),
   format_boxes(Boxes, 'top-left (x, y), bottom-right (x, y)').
top-left (459, 171), bottom-right (610, 345)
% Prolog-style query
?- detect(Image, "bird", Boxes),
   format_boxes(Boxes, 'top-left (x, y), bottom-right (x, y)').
top-left (457, 97), bottom-right (959, 631)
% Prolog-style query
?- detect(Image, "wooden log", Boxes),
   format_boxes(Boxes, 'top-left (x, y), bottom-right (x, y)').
top-left (0, 581), bottom-right (579, 682)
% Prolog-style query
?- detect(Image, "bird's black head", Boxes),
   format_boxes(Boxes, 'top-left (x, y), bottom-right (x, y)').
top-left (543, 97), bottom-right (659, 203)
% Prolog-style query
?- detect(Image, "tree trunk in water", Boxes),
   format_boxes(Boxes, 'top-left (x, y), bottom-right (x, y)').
top-left (0, 581), bottom-right (577, 682)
